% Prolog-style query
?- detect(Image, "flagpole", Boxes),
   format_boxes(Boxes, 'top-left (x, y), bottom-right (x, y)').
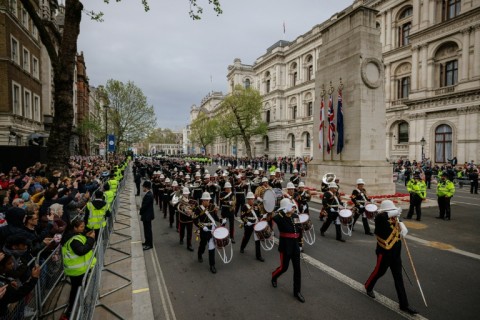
top-left (328, 82), bottom-right (335, 162)
top-left (320, 84), bottom-right (326, 162)
top-left (338, 78), bottom-right (344, 161)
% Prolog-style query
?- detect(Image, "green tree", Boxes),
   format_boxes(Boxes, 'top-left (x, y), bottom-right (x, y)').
top-left (217, 85), bottom-right (267, 158)
top-left (20, 0), bottom-right (222, 173)
top-left (105, 79), bottom-right (157, 152)
top-left (190, 112), bottom-right (218, 153)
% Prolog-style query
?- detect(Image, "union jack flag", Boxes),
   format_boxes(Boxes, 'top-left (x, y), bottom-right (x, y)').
top-left (327, 94), bottom-right (335, 154)
top-left (319, 96), bottom-right (325, 150)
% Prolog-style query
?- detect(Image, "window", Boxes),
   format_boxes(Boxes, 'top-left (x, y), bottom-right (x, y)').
top-left (292, 106), bottom-right (297, 119)
top-left (290, 135), bottom-right (295, 149)
top-left (12, 82), bottom-right (21, 115)
top-left (399, 22), bottom-right (411, 46)
top-left (11, 37), bottom-right (19, 64)
top-left (32, 26), bottom-right (38, 40)
top-left (443, 0), bottom-right (461, 21)
top-left (293, 72), bottom-right (298, 86)
top-left (23, 47), bottom-right (30, 72)
top-left (265, 136), bottom-right (269, 150)
top-left (398, 122), bottom-right (409, 143)
top-left (24, 89), bottom-right (31, 119)
top-left (399, 7), bottom-right (413, 19)
top-left (435, 124), bottom-right (452, 163)
top-left (266, 110), bottom-right (270, 123)
top-left (33, 94), bottom-right (40, 121)
top-left (21, 7), bottom-right (28, 29)
top-left (397, 77), bottom-right (410, 99)
top-left (305, 132), bottom-right (311, 148)
top-left (307, 65), bottom-right (313, 81)
top-left (10, 0), bottom-right (18, 17)
top-left (244, 78), bottom-right (250, 89)
top-left (307, 102), bottom-right (313, 117)
top-left (265, 71), bottom-right (271, 93)
top-left (440, 60), bottom-right (458, 87)
top-left (32, 56), bottom-right (39, 79)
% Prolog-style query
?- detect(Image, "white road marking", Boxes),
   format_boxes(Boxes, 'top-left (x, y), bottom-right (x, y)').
top-left (268, 234), bottom-right (427, 319)
top-left (310, 206), bottom-right (480, 260)
top-left (150, 247), bottom-right (177, 320)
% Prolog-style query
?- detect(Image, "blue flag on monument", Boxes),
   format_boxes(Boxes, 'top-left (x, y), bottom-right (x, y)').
top-left (336, 91), bottom-right (344, 154)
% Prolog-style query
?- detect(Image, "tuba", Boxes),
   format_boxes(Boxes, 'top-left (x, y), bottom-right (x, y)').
top-left (322, 173), bottom-right (336, 185)
top-left (230, 195), bottom-right (237, 213)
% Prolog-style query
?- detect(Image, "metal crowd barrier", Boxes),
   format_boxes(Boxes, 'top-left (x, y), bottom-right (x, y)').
top-left (0, 166), bottom-right (129, 319)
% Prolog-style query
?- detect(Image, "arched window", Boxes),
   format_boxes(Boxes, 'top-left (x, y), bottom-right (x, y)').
top-left (265, 136), bottom-right (269, 150)
top-left (266, 110), bottom-right (271, 123)
top-left (398, 7), bottom-right (412, 47)
top-left (244, 78), bottom-right (251, 89)
top-left (398, 122), bottom-right (409, 143)
top-left (305, 132), bottom-right (311, 148)
top-left (265, 71), bottom-right (271, 93)
top-left (290, 134), bottom-right (295, 149)
top-left (435, 124), bottom-right (452, 163)
top-left (292, 106), bottom-right (297, 119)
top-left (435, 42), bottom-right (459, 87)
top-left (306, 55), bottom-right (314, 81)
top-left (398, 77), bottom-right (410, 99)
top-left (290, 62), bottom-right (298, 86)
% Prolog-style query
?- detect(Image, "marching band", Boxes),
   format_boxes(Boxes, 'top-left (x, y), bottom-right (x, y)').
top-left (133, 158), bottom-right (420, 313)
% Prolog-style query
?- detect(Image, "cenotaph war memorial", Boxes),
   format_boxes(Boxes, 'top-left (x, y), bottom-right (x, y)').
top-left (307, 4), bottom-right (395, 196)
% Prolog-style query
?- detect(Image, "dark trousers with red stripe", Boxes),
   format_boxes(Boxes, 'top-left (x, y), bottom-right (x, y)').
top-left (272, 251), bottom-right (301, 294)
top-left (365, 247), bottom-right (409, 308)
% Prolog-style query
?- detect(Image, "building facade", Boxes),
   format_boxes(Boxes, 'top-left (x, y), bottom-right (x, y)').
top-left (188, 0), bottom-right (480, 165)
top-left (367, 0), bottom-right (480, 165)
top-left (0, 0), bottom-right (43, 146)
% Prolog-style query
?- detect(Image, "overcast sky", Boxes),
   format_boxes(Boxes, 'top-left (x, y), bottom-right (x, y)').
top-left (78, 0), bottom-right (353, 131)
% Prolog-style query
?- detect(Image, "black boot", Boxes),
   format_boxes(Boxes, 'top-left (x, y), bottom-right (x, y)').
top-left (335, 224), bottom-right (345, 242)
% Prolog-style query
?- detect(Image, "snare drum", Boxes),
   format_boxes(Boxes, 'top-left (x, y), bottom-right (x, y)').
top-left (213, 227), bottom-right (230, 248)
top-left (298, 214), bottom-right (312, 231)
top-left (339, 209), bottom-right (353, 225)
top-left (254, 221), bottom-right (272, 240)
top-left (365, 204), bottom-right (378, 220)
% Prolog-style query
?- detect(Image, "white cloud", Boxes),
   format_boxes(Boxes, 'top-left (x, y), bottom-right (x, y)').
top-left (78, 0), bottom-right (353, 130)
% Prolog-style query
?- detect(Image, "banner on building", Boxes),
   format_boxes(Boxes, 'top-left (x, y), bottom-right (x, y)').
top-left (108, 134), bottom-right (115, 152)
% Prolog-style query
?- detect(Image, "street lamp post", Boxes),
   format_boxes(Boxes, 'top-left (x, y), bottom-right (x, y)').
top-left (420, 137), bottom-right (426, 162)
top-left (104, 105), bottom-right (109, 158)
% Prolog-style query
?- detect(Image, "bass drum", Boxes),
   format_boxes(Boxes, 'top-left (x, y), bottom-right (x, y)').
top-left (263, 189), bottom-right (277, 213)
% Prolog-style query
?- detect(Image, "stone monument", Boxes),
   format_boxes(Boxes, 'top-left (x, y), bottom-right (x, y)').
top-left (307, 4), bottom-right (395, 196)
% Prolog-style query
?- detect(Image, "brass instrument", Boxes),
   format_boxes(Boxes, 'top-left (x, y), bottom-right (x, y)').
top-left (208, 203), bottom-right (219, 214)
top-left (178, 198), bottom-right (198, 217)
top-left (322, 173), bottom-right (336, 185)
top-left (170, 190), bottom-right (182, 206)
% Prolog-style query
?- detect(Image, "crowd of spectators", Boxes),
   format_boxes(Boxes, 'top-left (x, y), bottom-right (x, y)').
top-left (392, 157), bottom-right (479, 192)
top-left (0, 155), bottom-right (126, 317)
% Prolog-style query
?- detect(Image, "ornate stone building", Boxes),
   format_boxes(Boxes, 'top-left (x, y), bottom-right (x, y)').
top-left (188, 0), bottom-right (480, 165)
top-left (367, 0), bottom-right (480, 164)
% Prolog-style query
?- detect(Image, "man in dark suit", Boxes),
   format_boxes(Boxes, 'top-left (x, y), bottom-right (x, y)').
top-left (140, 180), bottom-right (154, 250)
